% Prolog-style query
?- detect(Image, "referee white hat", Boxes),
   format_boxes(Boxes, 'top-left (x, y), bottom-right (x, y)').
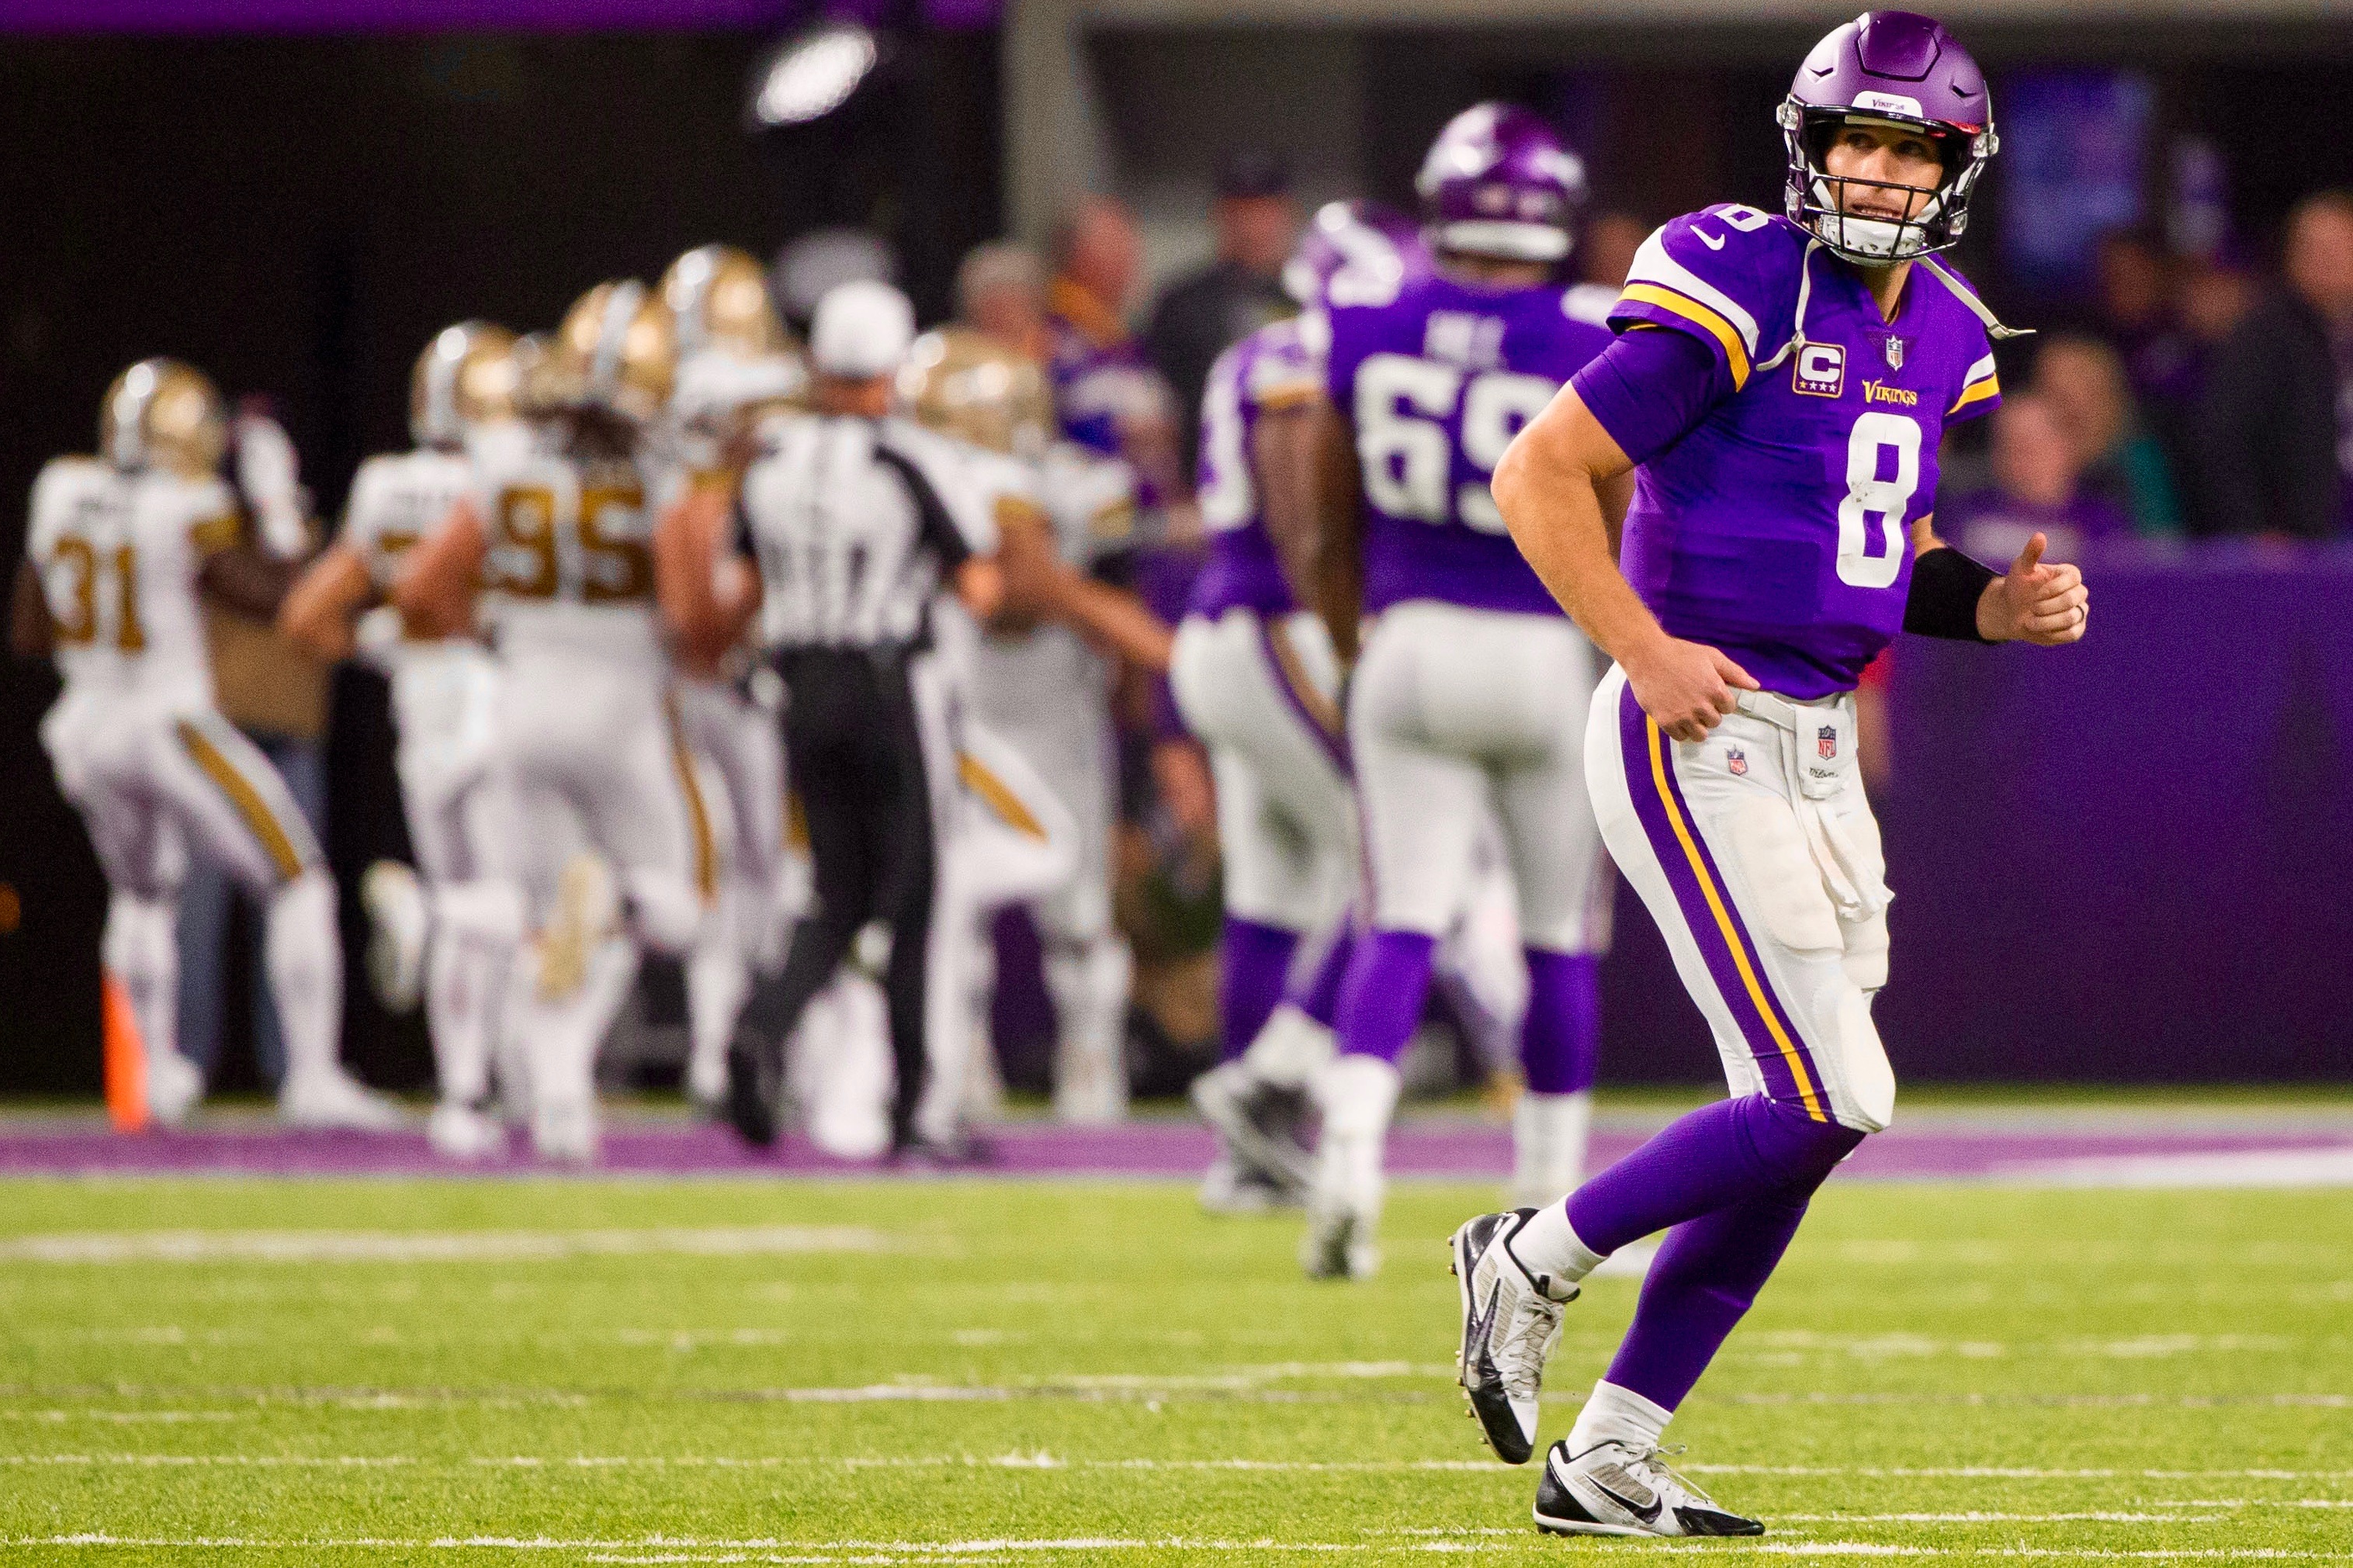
top-left (811, 279), bottom-right (917, 379)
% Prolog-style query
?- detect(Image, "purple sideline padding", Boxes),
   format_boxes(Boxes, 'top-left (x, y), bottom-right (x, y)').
top-left (1599, 539), bottom-right (2353, 1084)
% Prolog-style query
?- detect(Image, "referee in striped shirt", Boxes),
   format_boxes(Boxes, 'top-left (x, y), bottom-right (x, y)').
top-left (705, 280), bottom-right (1003, 1158)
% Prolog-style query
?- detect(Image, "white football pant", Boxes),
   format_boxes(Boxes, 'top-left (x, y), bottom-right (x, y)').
top-left (1170, 607), bottom-right (1356, 936)
top-left (389, 644), bottom-right (520, 1112)
top-left (43, 694), bottom-right (345, 1102)
top-left (1586, 665), bottom-right (1895, 1134)
top-left (1350, 602), bottom-right (1613, 955)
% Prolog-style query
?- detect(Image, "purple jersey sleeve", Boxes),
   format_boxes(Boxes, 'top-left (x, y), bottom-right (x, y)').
top-left (1571, 326), bottom-right (1732, 468)
top-left (1610, 204), bottom-right (1801, 395)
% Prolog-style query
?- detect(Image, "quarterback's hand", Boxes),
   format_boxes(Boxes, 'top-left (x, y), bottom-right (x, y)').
top-left (1977, 532), bottom-right (2088, 646)
top-left (1624, 633), bottom-right (1759, 743)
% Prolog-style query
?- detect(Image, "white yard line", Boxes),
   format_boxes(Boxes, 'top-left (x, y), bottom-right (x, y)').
top-left (0, 1227), bottom-right (889, 1265)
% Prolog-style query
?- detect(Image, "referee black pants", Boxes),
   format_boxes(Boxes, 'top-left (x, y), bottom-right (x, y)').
top-left (739, 646), bottom-right (937, 1145)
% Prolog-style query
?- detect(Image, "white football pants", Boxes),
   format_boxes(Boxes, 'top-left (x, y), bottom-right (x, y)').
top-left (1586, 665), bottom-right (1896, 1134)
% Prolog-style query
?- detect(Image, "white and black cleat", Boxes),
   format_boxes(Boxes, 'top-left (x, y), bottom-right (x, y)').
top-left (1449, 1208), bottom-right (1573, 1465)
top-left (1533, 1439), bottom-right (1764, 1538)
top-left (1191, 1062), bottom-right (1314, 1196)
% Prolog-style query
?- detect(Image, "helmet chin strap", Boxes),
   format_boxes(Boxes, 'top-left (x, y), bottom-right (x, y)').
top-left (1807, 171), bottom-right (1949, 262)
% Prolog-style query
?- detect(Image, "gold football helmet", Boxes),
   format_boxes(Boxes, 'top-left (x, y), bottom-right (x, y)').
top-left (897, 329), bottom-right (1052, 458)
top-left (411, 321), bottom-right (521, 448)
top-left (525, 280), bottom-right (676, 425)
top-left (661, 244), bottom-right (792, 358)
top-left (102, 358), bottom-right (227, 477)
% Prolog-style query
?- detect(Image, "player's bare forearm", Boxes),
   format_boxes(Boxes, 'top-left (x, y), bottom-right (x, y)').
top-left (278, 543), bottom-right (372, 663)
top-left (1254, 402), bottom-right (1324, 613)
top-left (393, 502), bottom-right (486, 640)
top-left (655, 485), bottom-right (757, 668)
top-left (1308, 402), bottom-right (1364, 664)
top-left (199, 542), bottom-right (299, 621)
top-left (1494, 389), bottom-right (1664, 666)
top-left (1496, 386), bottom-right (1756, 740)
top-left (1056, 576), bottom-right (1174, 673)
top-left (9, 556), bottom-right (52, 660)
top-left (956, 556), bottom-right (1006, 623)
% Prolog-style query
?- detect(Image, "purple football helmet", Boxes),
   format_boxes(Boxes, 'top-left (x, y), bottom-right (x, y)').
top-left (1414, 103), bottom-right (1588, 264)
top-left (1779, 11), bottom-right (1998, 264)
top-left (1282, 199), bottom-right (1429, 308)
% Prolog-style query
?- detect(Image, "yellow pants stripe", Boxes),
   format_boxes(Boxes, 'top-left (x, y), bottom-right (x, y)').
top-left (176, 718), bottom-right (306, 884)
top-left (1644, 715), bottom-right (1828, 1121)
top-left (958, 753), bottom-right (1046, 841)
top-left (663, 697), bottom-right (720, 902)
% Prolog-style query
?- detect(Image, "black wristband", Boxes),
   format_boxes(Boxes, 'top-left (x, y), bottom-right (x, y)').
top-left (1903, 545), bottom-right (1998, 642)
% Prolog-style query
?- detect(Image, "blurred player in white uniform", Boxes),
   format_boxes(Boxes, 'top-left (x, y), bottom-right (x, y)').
top-left (282, 323), bottom-right (531, 1158)
top-left (897, 324), bottom-right (1173, 1133)
top-left (11, 360), bottom-right (400, 1130)
top-left (397, 282), bottom-right (713, 1162)
top-left (955, 249), bottom-right (1164, 1123)
top-left (646, 244), bottom-right (809, 1113)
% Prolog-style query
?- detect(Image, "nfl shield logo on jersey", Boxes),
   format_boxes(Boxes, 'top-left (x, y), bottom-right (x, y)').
top-left (1817, 725), bottom-right (1838, 760)
top-left (1727, 747), bottom-right (1748, 777)
top-left (1883, 334), bottom-right (1906, 370)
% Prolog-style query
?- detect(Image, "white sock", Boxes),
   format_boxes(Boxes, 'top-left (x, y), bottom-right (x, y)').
top-left (519, 936), bottom-right (639, 1152)
top-left (1567, 1379), bottom-right (1672, 1456)
top-left (265, 870), bottom-right (344, 1084)
top-left (1310, 1053), bottom-right (1401, 1211)
top-left (103, 891), bottom-right (182, 1068)
top-left (1511, 1089), bottom-right (1592, 1209)
top-left (1511, 1199), bottom-right (1607, 1288)
top-left (1241, 1005), bottom-right (1336, 1092)
top-left (1046, 936), bottom-right (1131, 1123)
top-left (684, 934), bottom-right (750, 1104)
top-left (434, 879), bottom-right (522, 1106)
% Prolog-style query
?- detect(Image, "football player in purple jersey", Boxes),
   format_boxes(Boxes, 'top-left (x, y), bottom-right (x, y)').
top-left (1293, 105), bottom-right (1620, 1280)
top-left (1455, 13), bottom-right (2088, 1536)
top-left (1177, 202), bottom-right (1428, 1213)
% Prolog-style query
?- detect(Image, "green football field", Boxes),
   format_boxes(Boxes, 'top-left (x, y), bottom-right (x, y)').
top-left (0, 1174), bottom-right (2348, 1565)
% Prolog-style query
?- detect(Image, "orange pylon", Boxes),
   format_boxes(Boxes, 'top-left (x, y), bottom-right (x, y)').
top-left (102, 972), bottom-right (149, 1133)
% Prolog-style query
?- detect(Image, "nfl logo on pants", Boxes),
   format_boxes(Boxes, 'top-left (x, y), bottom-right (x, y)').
top-left (1818, 725), bottom-right (1838, 760)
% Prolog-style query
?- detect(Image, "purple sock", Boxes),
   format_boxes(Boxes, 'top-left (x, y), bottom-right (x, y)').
top-left (1219, 917), bottom-right (1299, 1061)
top-left (1334, 928), bottom-right (1436, 1062)
top-left (1565, 1093), bottom-right (1862, 1256)
top-left (1603, 1188), bottom-right (1812, 1411)
top-left (1520, 948), bottom-right (1600, 1094)
top-left (1291, 925), bottom-right (1357, 1030)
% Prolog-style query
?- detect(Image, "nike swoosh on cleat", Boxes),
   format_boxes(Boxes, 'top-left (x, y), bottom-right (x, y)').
top-left (1465, 1279), bottom-right (1500, 1374)
top-left (1592, 1480), bottom-right (1663, 1527)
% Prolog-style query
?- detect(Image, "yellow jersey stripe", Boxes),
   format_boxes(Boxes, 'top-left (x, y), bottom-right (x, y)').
top-left (177, 719), bottom-right (305, 883)
top-left (958, 753), bottom-right (1046, 841)
top-left (1644, 715), bottom-right (1827, 1121)
top-left (1620, 284), bottom-right (1752, 389)
top-left (1948, 375), bottom-right (2001, 414)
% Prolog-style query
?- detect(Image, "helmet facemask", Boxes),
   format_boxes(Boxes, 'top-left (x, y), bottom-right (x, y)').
top-left (1780, 102), bottom-right (1993, 265)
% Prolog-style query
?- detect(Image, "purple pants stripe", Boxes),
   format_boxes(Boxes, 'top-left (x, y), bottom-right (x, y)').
top-left (1254, 617), bottom-right (1350, 776)
top-left (1614, 683), bottom-right (1830, 1122)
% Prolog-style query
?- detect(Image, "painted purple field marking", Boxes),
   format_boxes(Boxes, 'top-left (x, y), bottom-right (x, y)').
top-left (0, 1112), bottom-right (2345, 1184)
